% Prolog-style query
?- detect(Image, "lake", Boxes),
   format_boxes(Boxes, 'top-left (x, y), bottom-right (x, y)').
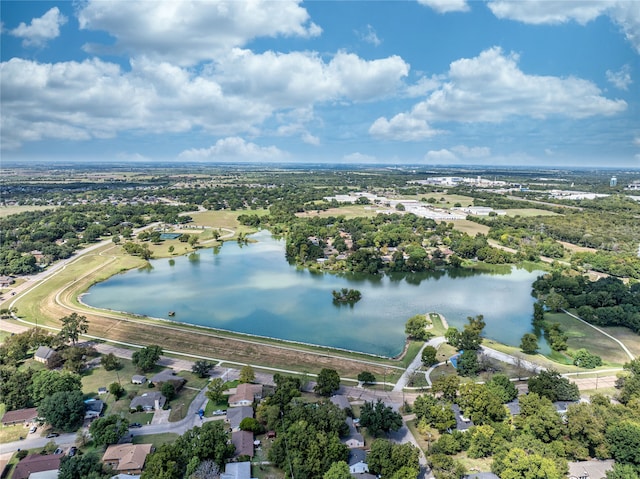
top-left (84, 230), bottom-right (546, 357)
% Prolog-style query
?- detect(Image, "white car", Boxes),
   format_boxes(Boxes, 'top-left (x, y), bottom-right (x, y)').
top-left (29, 426), bottom-right (37, 434)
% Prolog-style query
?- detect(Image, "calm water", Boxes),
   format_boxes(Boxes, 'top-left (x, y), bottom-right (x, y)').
top-left (84, 231), bottom-right (545, 357)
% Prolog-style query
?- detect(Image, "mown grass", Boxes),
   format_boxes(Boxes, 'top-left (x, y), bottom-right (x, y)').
top-left (0, 205), bottom-right (58, 217)
top-left (448, 219), bottom-right (490, 236)
top-left (503, 208), bottom-right (560, 217)
top-left (545, 311), bottom-right (631, 366)
top-left (132, 432), bottom-right (180, 447)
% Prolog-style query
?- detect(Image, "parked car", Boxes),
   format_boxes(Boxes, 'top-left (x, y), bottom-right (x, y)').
top-left (46, 432), bottom-right (59, 438)
top-left (29, 426), bottom-right (37, 434)
top-left (212, 410), bottom-right (225, 416)
top-left (129, 422), bottom-right (142, 428)
top-left (68, 447), bottom-right (77, 457)
top-left (54, 448), bottom-right (63, 455)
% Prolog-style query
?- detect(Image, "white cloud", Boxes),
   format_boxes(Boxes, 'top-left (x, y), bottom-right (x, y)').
top-left (359, 25), bottom-right (381, 46)
top-left (1, 46), bottom-right (408, 149)
top-left (451, 145), bottom-right (491, 157)
top-left (369, 113), bottom-right (442, 141)
top-left (177, 137), bottom-right (287, 161)
top-left (405, 75), bottom-right (443, 97)
top-left (424, 149), bottom-right (459, 162)
top-left (418, 0), bottom-right (470, 14)
top-left (343, 152), bottom-right (377, 163)
top-left (78, 0), bottom-right (321, 66)
top-left (370, 47), bottom-right (626, 141)
top-left (10, 7), bottom-right (67, 47)
top-left (606, 65), bottom-right (632, 90)
top-left (487, 1), bottom-right (640, 53)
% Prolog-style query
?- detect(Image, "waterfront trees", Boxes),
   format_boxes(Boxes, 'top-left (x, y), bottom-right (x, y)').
top-left (59, 313), bottom-right (88, 346)
top-left (314, 368), bottom-right (340, 396)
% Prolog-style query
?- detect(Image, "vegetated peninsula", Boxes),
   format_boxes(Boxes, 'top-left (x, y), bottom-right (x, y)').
top-left (1, 163), bottom-right (639, 479)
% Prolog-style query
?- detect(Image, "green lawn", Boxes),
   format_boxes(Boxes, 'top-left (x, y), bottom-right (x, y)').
top-left (545, 312), bottom-right (632, 366)
top-left (133, 432), bottom-right (180, 447)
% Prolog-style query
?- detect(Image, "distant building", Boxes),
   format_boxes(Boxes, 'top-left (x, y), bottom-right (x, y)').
top-left (610, 176), bottom-right (617, 187)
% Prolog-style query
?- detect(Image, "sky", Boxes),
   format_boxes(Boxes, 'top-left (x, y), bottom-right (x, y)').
top-left (1, 0), bottom-right (639, 167)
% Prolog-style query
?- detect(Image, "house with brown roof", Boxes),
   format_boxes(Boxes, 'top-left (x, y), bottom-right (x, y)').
top-left (102, 443), bottom-right (153, 475)
top-left (1, 407), bottom-right (38, 426)
top-left (232, 430), bottom-right (255, 458)
top-left (12, 454), bottom-right (61, 479)
top-left (33, 346), bottom-right (56, 366)
top-left (228, 383), bottom-right (263, 407)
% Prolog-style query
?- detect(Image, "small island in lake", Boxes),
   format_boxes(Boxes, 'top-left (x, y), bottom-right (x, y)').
top-left (332, 288), bottom-right (362, 304)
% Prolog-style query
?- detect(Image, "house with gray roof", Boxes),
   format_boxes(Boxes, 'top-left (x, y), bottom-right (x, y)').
top-left (220, 461), bottom-right (256, 479)
top-left (226, 406), bottom-right (253, 431)
top-left (567, 459), bottom-right (614, 479)
top-left (343, 417), bottom-right (364, 449)
top-left (130, 392), bottom-right (166, 411)
top-left (451, 404), bottom-right (473, 431)
top-left (34, 346), bottom-right (56, 366)
top-left (330, 395), bottom-right (351, 411)
top-left (232, 430), bottom-right (254, 458)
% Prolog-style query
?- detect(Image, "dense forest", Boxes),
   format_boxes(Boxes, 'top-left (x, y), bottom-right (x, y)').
top-left (533, 273), bottom-right (640, 333)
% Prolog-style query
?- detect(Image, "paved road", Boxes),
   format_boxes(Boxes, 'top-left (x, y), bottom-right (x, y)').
top-left (393, 337), bottom-right (446, 392)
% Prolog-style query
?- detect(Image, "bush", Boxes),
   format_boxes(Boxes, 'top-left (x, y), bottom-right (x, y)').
top-left (16, 450), bottom-right (28, 460)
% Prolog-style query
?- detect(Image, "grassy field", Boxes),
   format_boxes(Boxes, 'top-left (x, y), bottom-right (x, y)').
top-left (0, 205), bottom-right (58, 217)
top-left (545, 312), bottom-right (634, 366)
top-left (503, 208), bottom-right (560, 217)
top-left (132, 432), bottom-right (180, 447)
top-left (448, 219), bottom-right (490, 236)
top-left (297, 205), bottom-right (379, 219)
top-left (189, 209), bottom-right (268, 231)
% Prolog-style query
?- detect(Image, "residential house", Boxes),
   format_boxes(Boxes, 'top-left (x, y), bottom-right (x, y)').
top-left (130, 392), bottom-right (166, 412)
top-left (0, 276), bottom-right (14, 288)
top-left (232, 430), bottom-right (254, 458)
top-left (131, 375), bottom-right (147, 385)
top-left (27, 471), bottom-right (59, 479)
top-left (343, 417), bottom-right (365, 449)
top-left (150, 369), bottom-right (185, 385)
top-left (33, 346), bottom-right (56, 366)
top-left (98, 387), bottom-right (107, 395)
top-left (348, 449), bottom-right (369, 474)
top-left (226, 406), bottom-right (254, 431)
top-left (1, 407), bottom-right (38, 426)
top-left (102, 444), bottom-right (153, 475)
top-left (330, 395), bottom-right (351, 411)
top-left (567, 460), bottom-right (614, 479)
top-left (84, 398), bottom-right (105, 419)
top-left (12, 454), bottom-right (62, 479)
top-left (111, 475), bottom-right (140, 479)
top-left (451, 404), bottom-right (473, 431)
top-left (228, 384), bottom-right (263, 407)
top-left (220, 461), bottom-right (257, 479)
top-left (464, 473), bottom-right (500, 479)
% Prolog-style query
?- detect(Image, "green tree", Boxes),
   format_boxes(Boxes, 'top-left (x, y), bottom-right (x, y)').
top-left (38, 389), bottom-right (85, 432)
top-left (108, 381), bottom-right (125, 400)
top-left (606, 421), bottom-right (640, 467)
top-left (323, 461), bottom-right (351, 479)
top-left (359, 399), bottom-right (403, 437)
top-left (467, 424), bottom-right (497, 458)
top-left (428, 453), bottom-right (466, 479)
top-left (101, 353), bottom-right (121, 371)
top-left (528, 369), bottom-right (579, 402)
top-left (89, 415), bottom-right (129, 446)
top-left (405, 314), bottom-right (430, 340)
top-left (456, 349), bottom-right (480, 377)
top-left (520, 333), bottom-right (539, 354)
top-left (315, 368), bottom-right (340, 396)
top-left (191, 360), bottom-right (214, 378)
top-left (0, 366), bottom-right (34, 409)
top-left (239, 364), bottom-right (255, 384)
top-left (368, 439), bottom-right (420, 478)
top-left (161, 382), bottom-right (176, 401)
top-left (206, 377), bottom-right (226, 404)
top-left (572, 349), bottom-right (602, 368)
top-left (545, 291), bottom-right (568, 312)
top-left (58, 451), bottom-right (112, 479)
top-left (514, 393), bottom-right (563, 443)
top-left (357, 371), bottom-right (376, 385)
top-left (432, 375), bottom-right (460, 402)
top-left (239, 417), bottom-right (265, 434)
top-left (58, 312), bottom-right (89, 346)
top-left (30, 370), bottom-right (82, 405)
top-left (422, 345), bottom-right (438, 367)
top-left (485, 373), bottom-right (518, 403)
top-left (606, 463), bottom-right (640, 479)
top-left (132, 345), bottom-right (163, 372)
top-left (493, 448), bottom-right (562, 479)
top-left (458, 383), bottom-right (507, 425)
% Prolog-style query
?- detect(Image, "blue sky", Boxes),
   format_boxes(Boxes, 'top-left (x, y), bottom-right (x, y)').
top-left (1, 0), bottom-right (639, 167)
